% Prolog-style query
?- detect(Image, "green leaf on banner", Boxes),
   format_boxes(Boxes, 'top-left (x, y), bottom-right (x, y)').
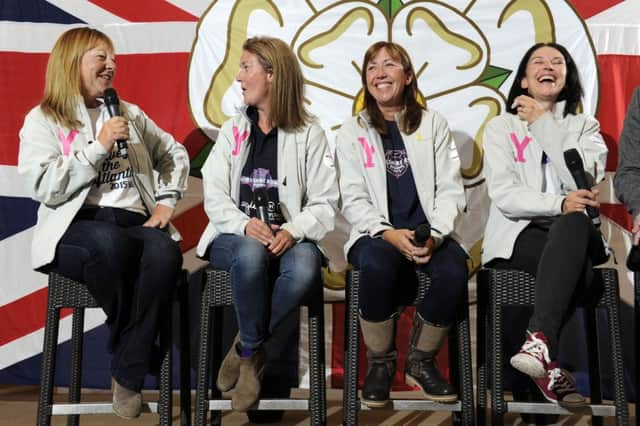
top-left (479, 65), bottom-right (512, 89)
top-left (377, 0), bottom-right (403, 18)
top-left (189, 141), bottom-right (213, 178)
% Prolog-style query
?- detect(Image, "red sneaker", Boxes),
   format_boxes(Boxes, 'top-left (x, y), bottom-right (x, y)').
top-left (510, 331), bottom-right (551, 378)
top-left (533, 362), bottom-right (587, 407)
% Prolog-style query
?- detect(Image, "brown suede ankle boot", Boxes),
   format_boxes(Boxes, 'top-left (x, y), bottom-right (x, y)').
top-left (112, 377), bottom-right (142, 419)
top-left (232, 346), bottom-right (266, 412)
top-left (216, 333), bottom-right (241, 392)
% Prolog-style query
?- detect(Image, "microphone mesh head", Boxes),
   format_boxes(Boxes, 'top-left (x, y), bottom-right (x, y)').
top-left (103, 88), bottom-right (119, 105)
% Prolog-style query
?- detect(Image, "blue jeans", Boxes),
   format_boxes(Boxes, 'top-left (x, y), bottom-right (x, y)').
top-left (209, 233), bottom-right (322, 351)
top-left (46, 207), bottom-right (182, 391)
top-left (348, 236), bottom-right (468, 326)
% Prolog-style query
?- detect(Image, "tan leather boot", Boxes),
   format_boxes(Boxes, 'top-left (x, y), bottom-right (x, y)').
top-left (231, 346), bottom-right (266, 412)
top-left (112, 378), bottom-right (142, 419)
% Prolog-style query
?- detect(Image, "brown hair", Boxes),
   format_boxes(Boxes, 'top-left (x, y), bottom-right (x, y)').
top-left (361, 41), bottom-right (424, 135)
top-left (242, 36), bottom-right (311, 131)
top-left (40, 27), bottom-right (114, 129)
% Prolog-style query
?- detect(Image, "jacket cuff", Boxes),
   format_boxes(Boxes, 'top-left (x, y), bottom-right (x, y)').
top-left (281, 222), bottom-right (304, 242)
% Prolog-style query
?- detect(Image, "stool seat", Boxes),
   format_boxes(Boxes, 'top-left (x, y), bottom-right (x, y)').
top-left (37, 271), bottom-right (191, 426)
top-left (476, 267), bottom-right (629, 425)
top-left (342, 268), bottom-right (475, 425)
top-left (194, 267), bottom-right (327, 426)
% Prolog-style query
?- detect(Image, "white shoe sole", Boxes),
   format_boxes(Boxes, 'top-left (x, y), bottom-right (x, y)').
top-left (510, 353), bottom-right (546, 378)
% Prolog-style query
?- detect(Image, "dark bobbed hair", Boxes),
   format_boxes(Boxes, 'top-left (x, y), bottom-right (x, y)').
top-left (506, 42), bottom-right (583, 117)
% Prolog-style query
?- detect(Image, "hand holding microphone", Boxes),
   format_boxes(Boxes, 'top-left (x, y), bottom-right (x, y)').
top-left (245, 188), bottom-right (274, 246)
top-left (411, 223), bottom-right (434, 265)
top-left (563, 149), bottom-right (601, 227)
top-left (103, 88), bottom-right (129, 158)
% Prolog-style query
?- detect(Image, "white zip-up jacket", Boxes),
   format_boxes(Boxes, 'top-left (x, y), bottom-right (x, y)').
top-left (481, 102), bottom-right (607, 264)
top-left (18, 99), bottom-right (190, 269)
top-left (335, 109), bottom-right (466, 257)
top-left (196, 107), bottom-right (339, 257)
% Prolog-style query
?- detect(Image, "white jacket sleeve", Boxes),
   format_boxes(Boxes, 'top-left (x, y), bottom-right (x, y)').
top-left (483, 117), bottom-right (564, 219)
top-left (18, 108), bottom-right (110, 207)
top-left (428, 113), bottom-right (466, 240)
top-left (528, 112), bottom-right (607, 189)
top-left (201, 121), bottom-right (250, 235)
top-left (130, 107), bottom-right (189, 208)
top-left (281, 124), bottom-right (339, 242)
top-left (335, 121), bottom-right (392, 237)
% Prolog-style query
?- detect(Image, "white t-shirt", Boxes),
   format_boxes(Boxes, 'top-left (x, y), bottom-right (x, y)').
top-left (84, 105), bottom-right (147, 215)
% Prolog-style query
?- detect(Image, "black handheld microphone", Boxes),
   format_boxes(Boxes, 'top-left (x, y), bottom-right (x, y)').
top-left (103, 88), bottom-right (128, 159)
top-left (413, 223), bottom-right (431, 247)
top-left (563, 148), bottom-right (600, 227)
top-left (253, 187), bottom-right (271, 227)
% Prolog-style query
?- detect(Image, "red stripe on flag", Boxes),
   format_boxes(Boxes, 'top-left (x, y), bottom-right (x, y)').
top-left (596, 55), bottom-right (640, 172)
top-left (568, 0), bottom-right (624, 19)
top-left (0, 288), bottom-right (72, 346)
top-left (173, 203), bottom-right (208, 253)
top-left (88, 0), bottom-right (198, 22)
top-left (0, 52), bottom-right (49, 166)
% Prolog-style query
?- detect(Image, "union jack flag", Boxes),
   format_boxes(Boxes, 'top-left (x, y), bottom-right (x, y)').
top-left (1, 0), bottom-right (639, 393)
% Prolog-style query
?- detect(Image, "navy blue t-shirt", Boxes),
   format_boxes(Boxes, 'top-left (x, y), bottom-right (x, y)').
top-left (238, 107), bottom-right (284, 225)
top-left (381, 120), bottom-right (427, 229)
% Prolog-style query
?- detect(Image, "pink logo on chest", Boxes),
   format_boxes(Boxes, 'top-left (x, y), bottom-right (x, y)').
top-left (58, 128), bottom-right (79, 156)
top-left (510, 133), bottom-right (532, 163)
top-left (357, 137), bottom-right (375, 168)
top-left (232, 126), bottom-right (249, 156)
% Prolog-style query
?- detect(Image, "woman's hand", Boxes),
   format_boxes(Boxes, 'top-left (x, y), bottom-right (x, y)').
top-left (512, 95), bottom-right (547, 124)
top-left (144, 204), bottom-right (174, 228)
top-left (268, 227), bottom-right (295, 257)
top-left (632, 213), bottom-right (640, 245)
top-left (382, 229), bottom-right (433, 264)
top-left (562, 188), bottom-right (600, 214)
top-left (97, 116), bottom-right (129, 152)
top-left (244, 217), bottom-right (274, 246)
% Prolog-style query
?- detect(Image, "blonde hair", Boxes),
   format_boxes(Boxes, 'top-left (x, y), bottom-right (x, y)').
top-left (40, 27), bottom-right (114, 129)
top-left (242, 37), bottom-right (311, 131)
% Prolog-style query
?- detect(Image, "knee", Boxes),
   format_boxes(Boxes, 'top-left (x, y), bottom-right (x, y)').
top-left (233, 237), bottom-right (269, 270)
top-left (553, 212), bottom-right (592, 235)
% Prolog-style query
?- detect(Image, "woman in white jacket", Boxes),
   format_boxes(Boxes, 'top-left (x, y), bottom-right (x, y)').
top-left (196, 37), bottom-right (338, 412)
top-left (18, 28), bottom-right (189, 419)
top-left (482, 43), bottom-right (608, 407)
top-left (335, 41), bottom-right (468, 407)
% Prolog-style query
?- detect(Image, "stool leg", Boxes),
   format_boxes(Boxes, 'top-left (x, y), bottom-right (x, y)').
top-left (602, 285), bottom-right (629, 425)
top-left (67, 308), bottom-right (85, 426)
top-left (308, 295), bottom-right (327, 426)
top-left (343, 270), bottom-right (360, 426)
top-left (490, 289), bottom-right (505, 425)
top-left (195, 292), bottom-right (213, 426)
top-left (456, 306), bottom-right (474, 425)
top-left (585, 306), bottom-right (604, 426)
top-left (158, 308), bottom-right (173, 426)
top-left (178, 275), bottom-right (192, 426)
top-left (208, 307), bottom-right (223, 426)
top-left (476, 277), bottom-right (488, 426)
top-left (37, 300), bottom-right (60, 426)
